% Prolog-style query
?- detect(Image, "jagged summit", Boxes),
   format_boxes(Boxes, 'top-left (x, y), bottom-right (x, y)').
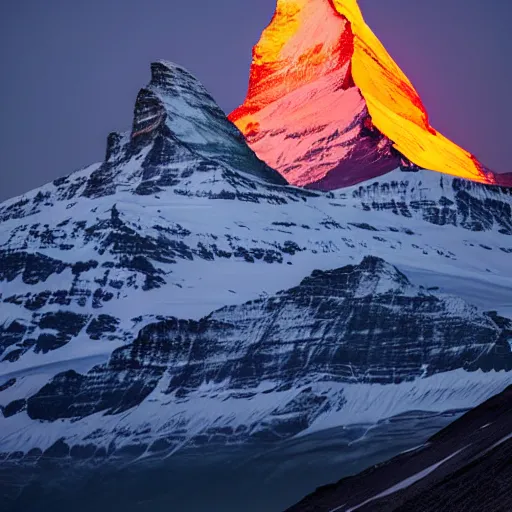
top-left (129, 60), bottom-right (287, 186)
top-left (229, 0), bottom-right (510, 190)
top-left (94, 60), bottom-right (288, 198)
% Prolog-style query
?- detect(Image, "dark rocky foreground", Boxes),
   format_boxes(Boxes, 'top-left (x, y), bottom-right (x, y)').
top-left (0, 409), bottom-right (463, 512)
top-left (287, 385), bottom-right (512, 512)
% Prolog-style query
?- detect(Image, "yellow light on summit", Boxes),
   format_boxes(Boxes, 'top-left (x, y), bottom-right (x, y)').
top-left (331, 0), bottom-right (493, 183)
top-left (231, 0), bottom-right (498, 186)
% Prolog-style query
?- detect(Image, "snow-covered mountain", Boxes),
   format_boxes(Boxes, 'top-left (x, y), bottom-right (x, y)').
top-left (0, 61), bottom-right (511, 459)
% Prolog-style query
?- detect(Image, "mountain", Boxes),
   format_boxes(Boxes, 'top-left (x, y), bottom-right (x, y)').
top-left (229, 0), bottom-right (511, 189)
top-left (0, 61), bottom-right (511, 463)
top-left (287, 384), bottom-right (512, 512)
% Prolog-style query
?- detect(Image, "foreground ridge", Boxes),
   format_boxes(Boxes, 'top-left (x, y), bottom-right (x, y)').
top-left (287, 385), bottom-right (512, 511)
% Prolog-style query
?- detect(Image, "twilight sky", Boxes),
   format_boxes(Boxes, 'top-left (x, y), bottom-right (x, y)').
top-left (1, 0), bottom-right (510, 201)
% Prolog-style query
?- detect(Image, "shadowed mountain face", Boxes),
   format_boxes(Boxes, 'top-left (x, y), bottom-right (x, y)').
top-left (287, 385), bottom-right (512, 512)
top-left (229, 0), bottom-right (511, 189)
top-left (130, 61), bottom-right (287, 186)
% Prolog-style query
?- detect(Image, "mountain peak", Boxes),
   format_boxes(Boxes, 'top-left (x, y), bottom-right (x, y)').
top-left (150, 60), bottom-right (198, 88)
top-left (230, 0), bottom-right (508, 189)
top-left (298, 255), bottom-right (412, 299)
top-left (130, 60), bottom-right (287, 185)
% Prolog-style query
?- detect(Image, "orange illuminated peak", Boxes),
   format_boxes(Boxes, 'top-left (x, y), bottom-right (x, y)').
top-left (229, 0), bottom-right (502, 189)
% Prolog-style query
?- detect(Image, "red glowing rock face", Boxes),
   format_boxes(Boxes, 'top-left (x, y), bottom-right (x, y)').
top-left (229, 0), bottom-right (509, 189)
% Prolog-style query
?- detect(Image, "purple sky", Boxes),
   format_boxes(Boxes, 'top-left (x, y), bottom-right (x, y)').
top-left (1, 0), bottom-right (510, 201)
